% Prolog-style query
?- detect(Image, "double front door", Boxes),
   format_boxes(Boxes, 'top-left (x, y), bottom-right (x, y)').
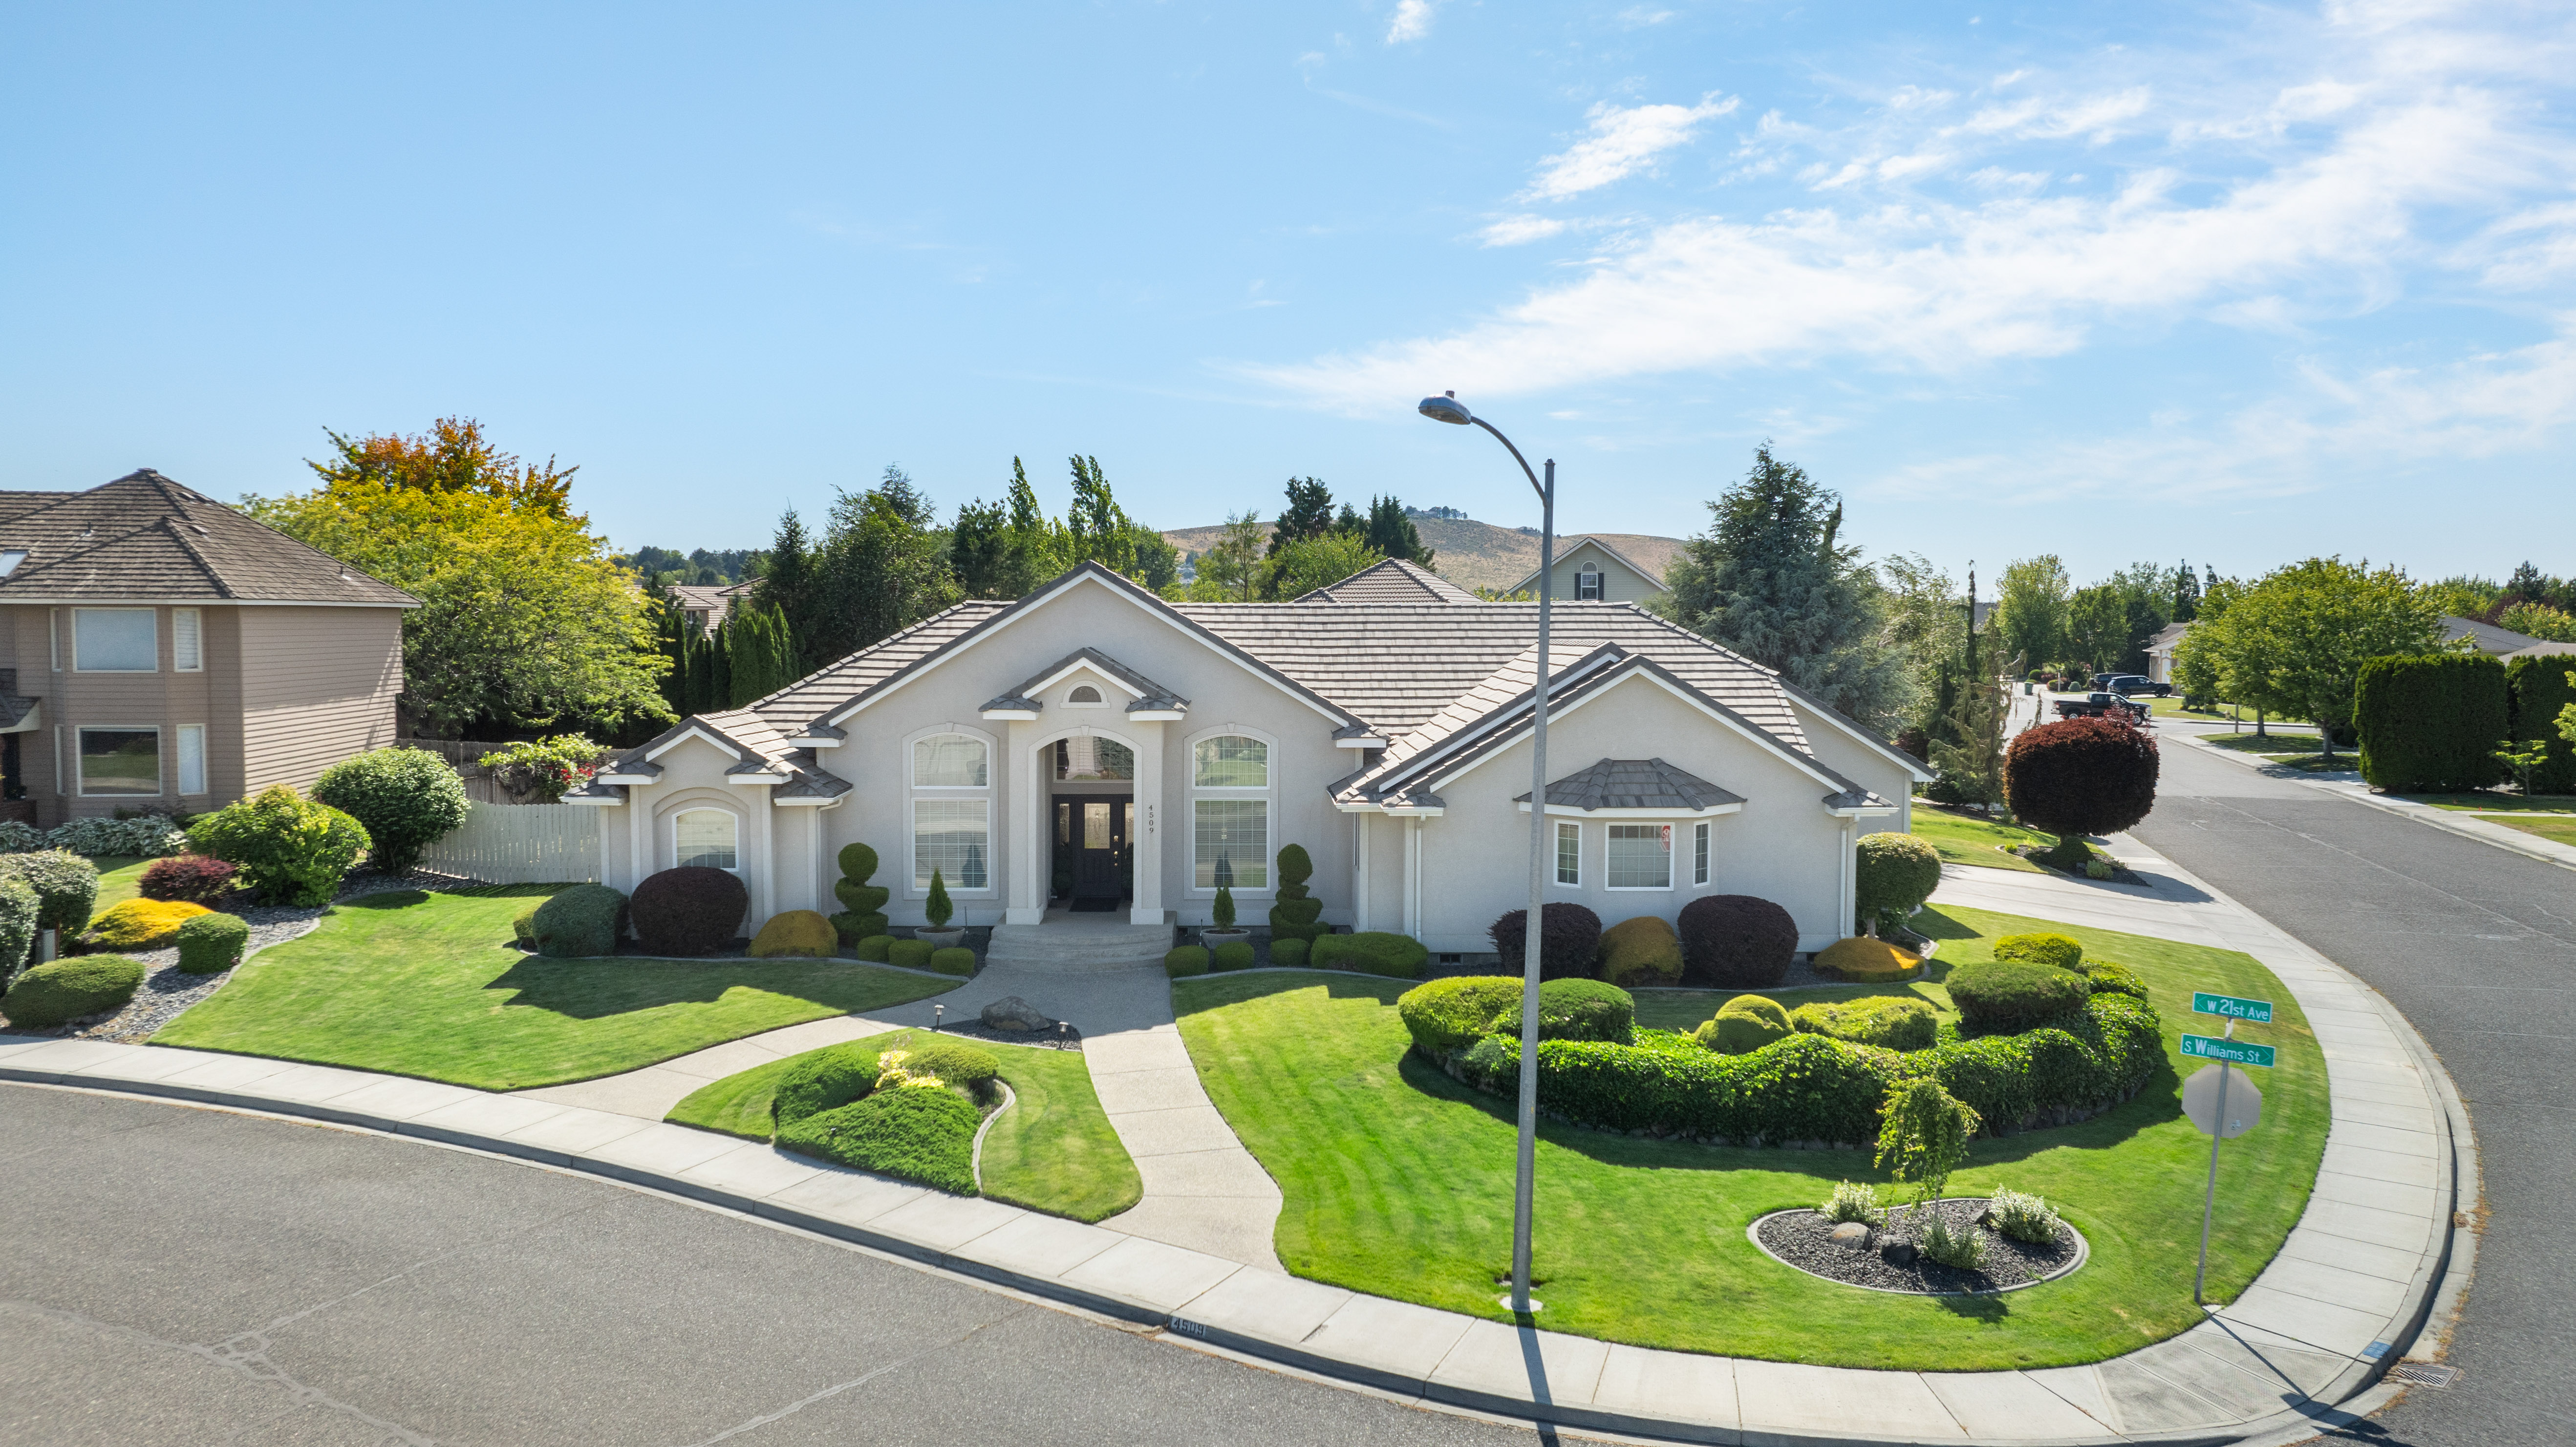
top-left (1055, 795), bottom-right (1132, 901)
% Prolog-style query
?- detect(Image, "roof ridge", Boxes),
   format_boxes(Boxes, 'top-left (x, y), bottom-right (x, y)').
top-left (155, 515), bottom-right (237, 598)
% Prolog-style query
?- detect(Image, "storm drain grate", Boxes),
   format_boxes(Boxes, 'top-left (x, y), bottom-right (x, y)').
top-left (2384, 1362), bottom-right (2460, 1389)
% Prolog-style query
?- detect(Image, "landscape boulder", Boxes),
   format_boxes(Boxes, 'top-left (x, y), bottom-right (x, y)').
top-left (980, 996), bottom-right (1053, 1032)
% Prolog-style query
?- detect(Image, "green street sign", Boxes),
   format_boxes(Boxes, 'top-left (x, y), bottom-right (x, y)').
top-left (2182, 1033), bottom-right (2275, 1068)
top-left (2192, 992), bottom-right (2274, 1023)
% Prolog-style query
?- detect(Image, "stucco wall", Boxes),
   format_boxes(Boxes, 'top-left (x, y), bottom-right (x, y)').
top-left (1784, 698), bottom-right (1921, 837)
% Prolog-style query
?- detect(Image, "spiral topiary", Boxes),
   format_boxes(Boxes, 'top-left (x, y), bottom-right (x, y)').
top-left (830, 841), bottom-right (890, 944)
top-left (1268, 843), bottom-right (1325, 943)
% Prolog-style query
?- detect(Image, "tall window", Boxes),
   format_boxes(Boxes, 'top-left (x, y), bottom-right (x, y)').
top-left (674, 808), bottom-right (738, 870)
top-left (1576, 565), bottom-right (1604, 600)
top-left (912, 731), bottom-right (991, 891)
top-left (172, 609), bottom-right (203, 672)
top-left (1555, 821), bottom-right (1580, 885)
top-left (913, 734), bottom-right (987, 787)
top-left (1693, 822), bottom-right (1711, 886)
top-left (1606, 823), bottom-right (1673, 889)
top-left (1192, 734), bottom-right (1270, 889)
top-left (77, 727), bottom-right (159, 795)
top-left (177, 724), bottom-right (207, 795)
top-left (73, 609), bottom-right (156, 672)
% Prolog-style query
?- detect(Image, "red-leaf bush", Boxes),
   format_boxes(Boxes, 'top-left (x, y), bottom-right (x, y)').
top-left (1676, 894), bottom-right (1798, 988)
top-left (139, 854), bottom-right (240, 906)
top-left (2001, 716), bottom-right (2160, 866)
top-left (1487, 901), bottom-right (1604, 980)
top-left (630, 867), bottom-right (750, 956)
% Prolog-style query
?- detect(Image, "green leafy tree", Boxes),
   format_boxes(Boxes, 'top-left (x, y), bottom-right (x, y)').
top-left (2066, 584), bottom-right (2127, 682)
top-left (1191, 511), bottom-right (1269, 601)
top-left (1659, 446), bottom-right (1911, 733)
top-left (1875, 553), bottom-right (1966, 741)
top-left (2170, 559), bottom-right (2201, 623)
top-left (1362, 496), bottom-right (1434, 568)
top-left (2190, 558), bottom-right (2443, 761)
top-left (2498, 601), bottom-right (2576, 642)
top-left (1268, 477), bottom-right (1336, 554)
top-left (306, 415), bottom-right (575, 517)
top-left (797, 467), bottom-right (964, 663)
top-left (1994, 555), bottom-right (2072, 674)
top-left (948, 496), bottom-right (1012, 600)
top-left (1875, 1076), bottom-right (1980, 1206)
top-left (1265, 532), bottom-right (1382, 599)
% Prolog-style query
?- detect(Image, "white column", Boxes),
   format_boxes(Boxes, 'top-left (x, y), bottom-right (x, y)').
top-left (1353, 814), bottom-right (1372, 933)
top-left (1838, 815), bottom-right (1856, 941)
top-left (625, 786), bottom-right (650, 894)
top-left (1007, 721), bottom-right (1044, 924)
top-left (1405, 817), bottom-right (1423, 941)
top-left (1128, 721), bottom-right (1164, 926)
top-left (806, 805), bottom-right (824, 913)
top-left (756, 787), bottom-right (777, 925)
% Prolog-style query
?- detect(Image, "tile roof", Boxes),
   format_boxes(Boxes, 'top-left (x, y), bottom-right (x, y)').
top-left (1297, 557), bottom-right (1478, 605)
top-left (750, 599), bottom-right (1013, 732)
top-left (2442, 615), bottom-right (2547, 656)
top-left (589, 706), bottom-right (851, 803)
top-left (1514, 757), bottom-right (1744, 813)
top-left (0, 470), bottom-right (415, 606)
top-left (990, 648), bottom-right (1190, 715)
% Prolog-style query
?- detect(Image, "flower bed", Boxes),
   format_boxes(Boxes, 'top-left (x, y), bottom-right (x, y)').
top-left (1751, 1198), bottom-right (2085, 1295)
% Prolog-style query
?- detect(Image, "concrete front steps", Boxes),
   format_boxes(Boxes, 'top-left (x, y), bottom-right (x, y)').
top-left (983, 915), bottom-right (1175, 973)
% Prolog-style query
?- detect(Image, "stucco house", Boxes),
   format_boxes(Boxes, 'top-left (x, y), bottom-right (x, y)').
top-left (571, 556), bottom-right (1927, 956)
top-left (0, 470), bottom-right (416, 823)
top-left (1505, 536), bottom-right (1670, 605)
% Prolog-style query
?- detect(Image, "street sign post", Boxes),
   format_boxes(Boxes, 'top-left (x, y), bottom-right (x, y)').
top-left (2187, 998), bottom-right (2274, 1306)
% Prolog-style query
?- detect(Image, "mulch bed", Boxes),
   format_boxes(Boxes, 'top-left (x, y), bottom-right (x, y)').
top-left (1752, 1197), bottom-right (2084, 1295)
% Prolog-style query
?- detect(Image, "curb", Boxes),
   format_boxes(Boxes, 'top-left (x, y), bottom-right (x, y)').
top-left (2168, 728), bottom-right (2576, 874)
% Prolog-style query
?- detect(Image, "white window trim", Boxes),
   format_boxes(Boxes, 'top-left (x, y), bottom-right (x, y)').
top-left (71, 608), bottom-right (159, 674)
top-left (1185, 724), bottom-right (1276, 896)
top-left (1553, 820), bottom-right (1581, 887)
top-left (1603, 822), bottom-right (1675, 892)
top-left (905, 724), bottom-right (996, 897)
top-left (172, 608), bottom-right (203, 672)
top-left (1693, 821), bottom-right (1711, 886)
top-left (670, 805), bottom-right (743, 874)
top-left (48, 609), bottom-right (60, 672)
top-left (1576, 565), bottom-right (1604, 600)
top-left (910, 728), bottom-right (993, 790)
top-left (75, 724), bottom-right (164, 798)
top-left (177, 724), bottom-right (208, 795)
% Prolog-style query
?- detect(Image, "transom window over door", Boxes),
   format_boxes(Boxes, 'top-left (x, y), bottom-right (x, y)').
top-left (1192, 734), bottom-right (1270, 889)
top-left (1606, 824), bottom-right (1673, 889)
top-left (1053, 736), bottom-right (1133, 780)
top-left (674, 808), bottom-right (738, 871)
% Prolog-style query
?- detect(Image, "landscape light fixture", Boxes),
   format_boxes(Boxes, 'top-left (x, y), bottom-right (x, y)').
top-left (1416, 390), bottom-right (1554, 1317)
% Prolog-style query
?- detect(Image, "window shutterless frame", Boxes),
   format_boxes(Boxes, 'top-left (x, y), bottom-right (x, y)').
top-left (1553, 820), bottom-right (1580, 886)
top-left (75, 725), bottom-right (162, 797)
top-left (1189, 731), bottom-right (1272, 892)
top-left (177, 724), bottom-right (207, 795)
top-left (907, 727), bottom-right (995, 895)
top-left (1604, 823), bottom-right (1674, 890)
top-left (672, 807), bottom-right (740, 872)
top-left (71, 608), bottom-right (158, 672)
top-left (172, 609), bottom-right (203, 672)
top-left (1694, 822), bottom-right (1710, 885)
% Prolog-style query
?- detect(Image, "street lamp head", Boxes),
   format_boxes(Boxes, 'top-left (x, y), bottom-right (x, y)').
top-left (1417, 391), bottom-right (1473, 426)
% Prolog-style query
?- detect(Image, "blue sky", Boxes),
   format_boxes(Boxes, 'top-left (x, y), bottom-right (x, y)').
top-left (5, 1), bottom-right (2571, 585)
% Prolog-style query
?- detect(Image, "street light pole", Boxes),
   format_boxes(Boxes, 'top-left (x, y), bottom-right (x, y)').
top-left (1419, 391), bottom-right (1552, 1316)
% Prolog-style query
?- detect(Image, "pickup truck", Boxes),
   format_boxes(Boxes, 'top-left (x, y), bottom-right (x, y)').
top-left (2095, 673), bottom-right (2173, 698)
top-left (2052, 691), bottom-right (2152, 724)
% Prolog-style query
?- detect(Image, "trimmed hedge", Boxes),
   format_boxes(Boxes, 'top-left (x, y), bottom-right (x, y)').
top-left (630, 866), bottom-right (749, 955)
top-left (1694, 1010), bottom-right (1789, 1055)
top-left (1991, 932), bottom-right (2083, 972)
top-left (3, 954), bottom-right (146, 1029)
top-left (1397, 977), bottom-right (1525, 1054)
top-left (776, 1087), bottom-right (982, 1194)
top-left (928, 946), bottom-right (978, 977)
top-left (1854, 832), bottom-right (1941, 935)
top-left (1268, 844), bottom-right (1325, 943)
top-left (1793, 996), bottom-right (1937, 1051)
top-left (749, 910), bottom-right (837, 958)
top-left (1676, 894), bottom-right (1797, 988)
top-left (524, 884), bottom-right (628, 958)
top-left (772, 1040), bottom-right (885, 1126)
top-left (175, 912), bottom-right (251, 975)
top-left (140, 854), bottom-right (238, 906)
top-left (891, 1039), bottom-right (1001, 1092)
top-left (1948, 960), bottom-right (2092, 1033)
top-left (41, 816), bottom-right (188, 858)
top-left (0, 850), bottom-right (100, 937)
top-left (888, 938), bottom-right (935, 970)
top-left (2507, 655), bottom-right (2576, 795)
top-left (1312, 931), bottom-right (1429, 979)
top-left (1719, 994), bottom-right (1790, 1030)
top-left (311, 746), bottom-right (471, 875)
top-left (1488, 902), bottom-right (1604, 981)
top-left (0, 874), bottom-right (35, 981)
top-left (82, 898), bottom-right (212, 952)
top-left (1164, 945), bottom-right (1210, 978)
top-left (1268, 937), bottom-right (1309, 968)
top-left (1490, 978), bottom-right (1636, 1045)
top-left (1212, 940), bottom-right (1256, 972)
top-left (2356, 653), bottom-right (2508, 793)
top-left (2082, 959), bottom-right (2148, 1000)
top-left (1596, 915), bottom-right (1682, 987)
top-left (1812, 936), bottom-right (1919, 983)
top-left (188, 786), bottom-right (369, 907)
top-left (852, 935), bottom-right (894, 962)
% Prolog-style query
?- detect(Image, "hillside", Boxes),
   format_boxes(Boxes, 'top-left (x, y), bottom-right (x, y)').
top-left (1160, 517), bottom-right (1688, 595)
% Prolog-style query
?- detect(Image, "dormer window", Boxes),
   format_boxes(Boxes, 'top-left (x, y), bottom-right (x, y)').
top-left (1576, 565), bottom-right (1604, 601)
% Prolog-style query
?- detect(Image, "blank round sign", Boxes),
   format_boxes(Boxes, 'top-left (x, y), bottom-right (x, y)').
top-left (2183, 1064), bottom-right (2263, 1139)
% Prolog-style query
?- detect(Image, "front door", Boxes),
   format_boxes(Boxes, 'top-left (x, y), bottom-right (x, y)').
top-left (1057, 796), bottom-right (1131, 907)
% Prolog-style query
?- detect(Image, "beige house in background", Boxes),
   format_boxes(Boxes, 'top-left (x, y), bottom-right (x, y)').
top-left (1506, 535), bottom-right (1671, 605)
top-left (0, 470), bottom-right (416, 825)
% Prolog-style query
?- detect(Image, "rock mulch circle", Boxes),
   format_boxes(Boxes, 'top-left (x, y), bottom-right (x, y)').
top-left (1749, 1198), bottom-right (2086, 1296)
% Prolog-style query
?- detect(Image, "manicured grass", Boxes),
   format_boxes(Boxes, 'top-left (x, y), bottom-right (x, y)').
top-left (1906, 807), bottom-right (2047, 873)
top-left (89, 856), bottom-right (150, 910)
top-left (1174, 903), bottom-right (2327, 1370)
top-left (2201, 730), bottom-right (2332, 754)
top-left (152, 888), bottom-right (961, 1089)
top-left (2401, 791), bottom-right (2576, 814)
top-left (2145, 696), bottom-right (2221, 718)
top-left (2485, 814), bottom-right (2576, 847)
top-left (2263, 753), bottom-right (2360, 774)
top-left (666, 1030), bottom-right (1142, 1221)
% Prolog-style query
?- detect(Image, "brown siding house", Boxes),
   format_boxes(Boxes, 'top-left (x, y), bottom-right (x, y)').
top-left (0, 470), bottom-right (416, 825)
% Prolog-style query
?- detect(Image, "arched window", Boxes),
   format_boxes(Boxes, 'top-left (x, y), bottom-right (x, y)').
top-left (1191, 734), bottom-right (1271, 890)
top-left (1054, 736), bottom-right (1134, 780)
top-left (674, 808), bottom-right (739, 871)
top-left (1066, 684), bottom-right (1104, 705)
top-left (1576, 564), bottom-right (1604, 601)
top-left (913, 733), bottom-right (987, 787)
top-left (909, 731), bottom-right (991, 892)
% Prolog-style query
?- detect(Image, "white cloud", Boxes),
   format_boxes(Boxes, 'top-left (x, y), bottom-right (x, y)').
top-left (1618, 6), bottom-right (1676, 27)
top-left (1386, 0), bottom-right (1435, 44)
top-left (1478, 214), bottom-right (1573, 246)
top-left (1958, 86), bottom-right (2151, 143)
top-left (1526, 93), bottom-right (1740, 199)
top-left (1887, 85), bottom-right (1956, 111)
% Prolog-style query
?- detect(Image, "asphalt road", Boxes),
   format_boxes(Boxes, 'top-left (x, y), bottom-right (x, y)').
top-left (0, 1087), bottom-right (1537, 1447)
top-left (2132, 733), bottom-right (2576, 1447)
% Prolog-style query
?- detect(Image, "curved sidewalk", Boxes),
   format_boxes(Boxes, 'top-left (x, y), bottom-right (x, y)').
top-left (0, 838), bottom-right (2467, 1445)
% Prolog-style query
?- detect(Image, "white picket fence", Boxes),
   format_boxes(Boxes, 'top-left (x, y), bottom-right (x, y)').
top-left (417, 802), bottom-right (599, 885)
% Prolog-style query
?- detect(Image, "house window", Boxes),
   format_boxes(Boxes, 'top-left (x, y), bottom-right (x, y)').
top-left (1194, 800), bottom-right (1267, 889)
top-left (178, 724), bottom-right (207, 795)
top-left (77, 727), bottom-right (160, 796)
top-left (1053, 736), bottom-right (1133, 780)
top-left (1606, 823), bottom-right (1673, 889)
top-left (1066, 684), bottom-right (1105, 705)
top-left (172, 609), bottom-right (203, 672)
top-left (1693, 822), bottom-right (1710, 885)
top-left (1555, 821), bottom-right (1580, 885)
top-left (913, 733), bottom-right (988, 787)
top-left (1576, 565), bottom-right (1604, 600)
top-left (674, 808), bottom-right (738, 870)
top-left (914, 799), bottom-right (989, 890)
top-left (1193, 736), bottom-right (1268, 787)
top-left (73, 609), bottom-right (157, 672)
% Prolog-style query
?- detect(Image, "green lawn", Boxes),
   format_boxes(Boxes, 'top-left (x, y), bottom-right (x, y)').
top-left (1173, 903), bottom-right (2327, 1370)
top-left (90, 857), bottom-right (150, 910)
top-left (2199, 730), bottom-right (2331, 754)
top-left (667, 1031), bottom-right (1143, 1222)
top-left (2145, 696), bottom-right (2224, 719)
top-left (2485, 814), bottom-right (2576, 847)
top-left (2401, 791), bottom-right (2576, 814)
top-left (153, 888), bottom-right (962, 1089)
top-left (1906, 807), bottom-right (2047, 873)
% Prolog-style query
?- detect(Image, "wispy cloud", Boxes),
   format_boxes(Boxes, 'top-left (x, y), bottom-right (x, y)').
top-left (1526, 93), bottom-right (1740, 200)
top-left (1478, 214), bottom-right (1573, 246)
top-left (1386, 0), bottom-right (1435, 45)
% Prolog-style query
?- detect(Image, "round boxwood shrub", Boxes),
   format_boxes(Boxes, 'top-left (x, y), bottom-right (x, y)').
top-left (2080, 959), bottom-right (2148, 1001)
top-left (1676, 894), bottom-right (1797, 988)
top-left (1489, 978), bottom-right (1635, 1045)
top-left (0, 850), bottom-right (101, 938)
top-left (1947, 960), bottom-right (2092, 1034)
top-left (1312, 931), bottom-right (1430, 979)
top-left (1718, 994), bottom-right (1789, 1030)
top-left (887, 938), bottom-right (936, 970)
top-left (1164, 945), bottom-right (1210, 978)
top-left (188, 786), bottom-right (370, 907)
top-left (1596, 915), bottom-right (1682, 987)
top-left (1268, 937), bottom-right (1309, 968)
top-left (1991, 932), bottom-right (2083, 973)
top-left (749, 909), bottom-right (836, 958)
top-left (175, 912), bottom-right (251, 975)
top-left (1396, 976), bottom-right (1525, 1055)
top-left (1211, 939), bottom-right (1256, 972)
top-left (1488, 902), bottom-right (1604, 981)
top-left (312, 746), bottom-right (471, 875)
top-left (852, 934), bottom-right (894, 963)
top-left (140, 854), bottom-right (238, 907)
top-left (1694, 1009), bottom-right (1790, 1056)
top-left (894, 1039), bottom-right (1001, 1093)
top-left (1793, 996), bottom-right (1937, 1051)
top-left (629, 866), bottom-right (749, 956)
top-left (928, 946), bottom-right (977, 977)
top-left (776, 1087), bottom-right (982, 1194)
top-left (2, 955), bottom-right (146, 1029)
top-left (1854, 831), bottom-right (1942, 936)
top-left (2002, 716), bottom-right (2160, 871)
top-left (524, 884), bottom-right (629, 958)
top-left (0, 874), bottom-right (37, 982)
top-left (81, 898), bottom-right (212, 952)
top-left (1813, 936), bottom-right (1920, 983)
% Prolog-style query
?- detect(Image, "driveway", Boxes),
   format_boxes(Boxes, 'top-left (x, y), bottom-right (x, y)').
top-left (2131, 739), bottom-right (2575, 1447)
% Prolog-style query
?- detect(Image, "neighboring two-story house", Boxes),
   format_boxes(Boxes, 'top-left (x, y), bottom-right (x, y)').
top-left (0, 470), bottom-right (417, 824)
top-left (1505, 536), bottom-right (1672, 605)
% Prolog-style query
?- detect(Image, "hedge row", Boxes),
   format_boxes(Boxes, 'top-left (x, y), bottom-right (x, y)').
top-left (2356, 653), bottom-right (2508, 793)
top-left (2508, 655), bottom-right (2576, 795)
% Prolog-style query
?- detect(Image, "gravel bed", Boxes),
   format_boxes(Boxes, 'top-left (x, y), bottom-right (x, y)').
top-left (1752, 1198), bottom-right (2083, 1295)
top-left (922, 1019), bottom-right (1083, 1052)
top-left (7, 869), bottom-right (488, 1043)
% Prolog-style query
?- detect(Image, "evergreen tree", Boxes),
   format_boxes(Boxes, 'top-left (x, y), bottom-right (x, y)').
top-left (1659, 445), bottom-right (1911, 733)
top-left (1362, 496), bottom-right (1434, 568)
top-left (2170, 558), bottom-right (2200, 623)
top-left (1332, 501), bottom-right (1364, 536)
top-left (750, 509), bottom-right (823, 669)
top-left (1269, 477), bottom-right (1335, 554)
top-left (803, 467), bottom-right (962, 662)
top-left (949, 497), bottom-right (1011, 599)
